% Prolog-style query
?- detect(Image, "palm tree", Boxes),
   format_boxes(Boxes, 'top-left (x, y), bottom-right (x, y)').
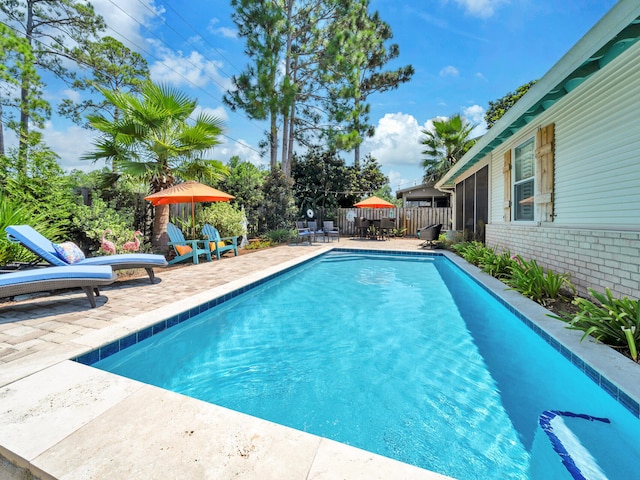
top-left (84, 82), bottom-right (228, 250)
top-left (421, 114), bottom-right (477, 182)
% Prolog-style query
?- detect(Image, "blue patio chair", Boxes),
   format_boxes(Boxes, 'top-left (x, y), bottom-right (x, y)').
top-left (323, 221), bottom-right (339, 242)
top-left (5, 225), bottom-right (167, 284)
top-left (0, 265), bottom-right (116, 308)
top-left (307, 221), bottom-right (323, 242)
top-left (166, 222), bottom-right (212, 265)
top-left (295, 221), bottom-right (314, 244)
top-left (202, 224), bottom-right (238, 260)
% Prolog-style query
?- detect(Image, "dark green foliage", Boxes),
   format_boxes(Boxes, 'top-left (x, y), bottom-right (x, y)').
top-left (550, 289), bottom-right (640, 361)
top-left (263, 228), bottom-right (294, 244)
top-left (217, 156), bottom-right (265, 237)
top-left (505, 256), bottom-right (575, 305)
top-left (484, 80), bottom-right (537, 129)
top-left (259, 170), bottom-right (296, 233)
top-left (292, 149), bottom-right (389, 215)
top-left (197, 202), bottom-right (245, 238)
top-left (421, 114), bottom-right (477, 183)
top-left (0, 142), bottom-right (76, 229)
top-left (292, 147), bottom-right (350, 214)
top-left (452, 242), bottom-right (574, 304)
top-left (0, 193), bottom-right (64, 264)
top-left (68, 197), bottom-right (136, 255)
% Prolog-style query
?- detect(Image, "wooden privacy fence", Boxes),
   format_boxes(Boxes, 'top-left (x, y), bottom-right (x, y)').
top-left (334, 207), bottom-right (451, 237)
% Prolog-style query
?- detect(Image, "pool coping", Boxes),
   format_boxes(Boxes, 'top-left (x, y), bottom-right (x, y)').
top-left (1, 245), bottom-right (639, 479)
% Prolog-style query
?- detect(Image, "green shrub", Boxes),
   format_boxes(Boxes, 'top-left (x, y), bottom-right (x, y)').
top-left (451, 241), bottom-right (487, 266)
top-left (550, 288), bottom-right (640, 361)
top-left (197, 202), bottom-right (244, 238)
top-left (264, 228), bottom-right (294, 244)
top-left (244, 239), bottom-right (272, 250)
top-left (69, 197), bottom-right (138, 254)
top-left (480, 250), bottom-right (514, 279)
top-left (0, 193), bottom-right (65, 264)
top-left (506, 257), bottom-right (575, 305)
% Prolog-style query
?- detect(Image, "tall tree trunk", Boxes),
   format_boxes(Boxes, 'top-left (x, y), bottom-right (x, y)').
top-left (0, 104), bottom-right (4, 157)
top-left (280, 0), bottom-right (294, 177)
top-left (353, 97), bottom-right (361, 169)
top-left (281, 111), bottom-right (289, 171)
top-left (270, 110), bottom-right (278, 171)
top-left (151, 203), bottom-right (170, 252)
top-left (18, 0), bottom-right (35, 173)
top-left (284, 101), bottom-right (295, 177)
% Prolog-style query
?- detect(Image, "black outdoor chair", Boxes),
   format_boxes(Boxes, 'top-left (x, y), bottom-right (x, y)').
top-left (417, 224), bottom-right (443, 249)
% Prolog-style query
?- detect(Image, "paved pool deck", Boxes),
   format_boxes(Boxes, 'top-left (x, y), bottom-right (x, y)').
top-left (1, 237), bottom-right (639, 479)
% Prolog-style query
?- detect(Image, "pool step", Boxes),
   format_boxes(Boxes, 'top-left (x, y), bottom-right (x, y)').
top-left (538, 410), bottom-right (610, 480)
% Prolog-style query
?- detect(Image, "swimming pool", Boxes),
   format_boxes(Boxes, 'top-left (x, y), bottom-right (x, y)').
top-left (89, 250), bottom-right (640, 479)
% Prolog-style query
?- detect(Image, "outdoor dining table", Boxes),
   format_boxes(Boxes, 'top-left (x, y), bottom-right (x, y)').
top-left (365, 218), bottom-right (395, 240)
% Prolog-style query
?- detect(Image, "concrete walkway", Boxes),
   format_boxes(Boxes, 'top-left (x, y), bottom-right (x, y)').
top-left (0, 238), bottom-right (453, 479)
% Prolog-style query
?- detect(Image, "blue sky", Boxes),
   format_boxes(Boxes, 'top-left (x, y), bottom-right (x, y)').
top-left (23, 0), bottom-right (616, 193)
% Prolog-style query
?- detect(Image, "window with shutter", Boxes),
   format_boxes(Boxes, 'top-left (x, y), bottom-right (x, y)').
top-left (513, 138), bottom-right (535, 221)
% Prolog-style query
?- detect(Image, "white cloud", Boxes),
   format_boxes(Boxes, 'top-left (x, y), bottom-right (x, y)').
top-left (215, 138), bottom-right (265, 168)
top-left (214, 27), bottom-right (237, 39)
top-left (41, 122), bottom-right (100, 172)
top-left (475, 72), bottom-right (487, 81)
top-left (451, 0), bottom-right (509, 19)
top-left (148, 46), bottom-right (231, 92)
top-left (38, 120), bottom-right (264, 173)
top-left (462, 104), bottom-right (488, 137)
top-left (208, 18), bottom-right (237, 39)
top-left (91, 0), bottom-right (165, 49)
top-left (62, 89), bottom-right (82, 103)
top-left (439, 65), bottom-right (459, 77)
top-left (192, 105), bottom-right (229, 122)
top-left (361, 113), bottom-right (428, 176)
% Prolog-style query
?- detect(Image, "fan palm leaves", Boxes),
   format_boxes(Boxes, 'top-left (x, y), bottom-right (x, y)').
top-left (84, 82), bottom-right (228, 249)
top-left (421, 114), bottom-right (477, 182)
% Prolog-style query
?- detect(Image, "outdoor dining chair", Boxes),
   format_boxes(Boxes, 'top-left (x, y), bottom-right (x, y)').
top-left (323, 221), bottom-right (339, 242)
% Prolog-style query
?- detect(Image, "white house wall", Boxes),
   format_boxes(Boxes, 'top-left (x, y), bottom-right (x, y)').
top-left (488, 39), bottom-right (640, 228)
top-left (554, 40), bottom-right (640, 227)
top-left (482, 38), bottom-right (640, 299)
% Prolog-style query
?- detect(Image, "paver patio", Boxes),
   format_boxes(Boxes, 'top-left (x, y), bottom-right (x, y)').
top-left (0, 238), bottom-right (453, 480)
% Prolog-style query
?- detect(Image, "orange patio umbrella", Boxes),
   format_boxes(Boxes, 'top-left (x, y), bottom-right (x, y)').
top-left (144, 180), bottom-right (235, 232)
top-left (354, 195), bottom-right (394, 209)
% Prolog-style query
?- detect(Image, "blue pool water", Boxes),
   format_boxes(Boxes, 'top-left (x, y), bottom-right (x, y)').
top-left (93, 251), bottom-right (640, 479)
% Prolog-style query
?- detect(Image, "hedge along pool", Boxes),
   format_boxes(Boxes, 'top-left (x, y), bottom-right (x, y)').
top-left (88, 250), bottom-right (640, 479)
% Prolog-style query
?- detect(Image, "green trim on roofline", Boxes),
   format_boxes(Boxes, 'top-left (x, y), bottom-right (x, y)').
top-left (437, 15), bottom-right (640, 189)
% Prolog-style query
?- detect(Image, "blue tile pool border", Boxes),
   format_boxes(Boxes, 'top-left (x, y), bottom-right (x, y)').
top-left (72, 247), bottom-right (640, 419)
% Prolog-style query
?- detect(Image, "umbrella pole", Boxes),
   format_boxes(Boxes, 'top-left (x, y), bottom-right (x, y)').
top-left (191, 200), bottom-right (196, 237)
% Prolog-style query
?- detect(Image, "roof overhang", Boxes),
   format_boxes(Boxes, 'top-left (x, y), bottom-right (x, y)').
top-left (436, 0), bottom-right (640, 190)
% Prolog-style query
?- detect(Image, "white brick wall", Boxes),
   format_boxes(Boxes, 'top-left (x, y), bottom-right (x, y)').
top-left (485, 224), bottom-right (640, 299)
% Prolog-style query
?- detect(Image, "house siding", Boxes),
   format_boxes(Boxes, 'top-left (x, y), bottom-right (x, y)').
top-left (479, 38), bottom-right (640, 298)
top-left (553, 39), bottom-right (640, 226)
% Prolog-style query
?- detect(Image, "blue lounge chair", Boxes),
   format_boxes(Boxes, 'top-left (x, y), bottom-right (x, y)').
top-left (202, 224), bottom-right (238, 260)
top-left (166, 222), bottom-right (212, 265)
top-left (0, 265), bottom-right (117, 308)
top-left (5, 225), bottom-right (167, 283)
